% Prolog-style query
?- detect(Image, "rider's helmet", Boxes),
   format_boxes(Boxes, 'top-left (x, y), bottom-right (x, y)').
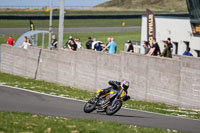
top-left (121, 80), bottom-right (129, 90)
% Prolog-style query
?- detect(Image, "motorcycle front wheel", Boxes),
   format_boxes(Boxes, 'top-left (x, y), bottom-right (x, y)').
top-left (83, 100), bottom-right (96, 113)
top-left (106, 100), bottom-right (122, 115)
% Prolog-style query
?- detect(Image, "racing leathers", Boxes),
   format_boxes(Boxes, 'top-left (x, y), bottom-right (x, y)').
top-left (96, 80), bottom-right (130, 101)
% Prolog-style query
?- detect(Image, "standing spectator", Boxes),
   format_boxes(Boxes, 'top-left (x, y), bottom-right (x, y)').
top-left (146, 38), bottom-right (161, 56)
top-left (49, 35), bottom-right (58, 50)
top-left (19, 36), bottom-right (31, 49)
top-left (134, 42), bottom-right (139, 53)
top-left (75, 38), bottom-right (82, 49)
top-left (167, 38), bottom-right (173, 53)
top-left (94, 41), bottom-right (104, 51)
top-left (85, 37), bottom-right (93, 49)
top-left (69, 39), bottom-right (77, 51)
top-left (65, 35), bottom-right (73, 49)
top-left (106, 37), bottom-right (111, 45)
top-left (105, 37), bottom-right (111, 52)
top-left (160, 41), bottom-right (172, 58)
top-left (183, 47), bottom-right (193, 56)
top-left (127, 40), bottom-right (134, 53)
top-left (92, 38), bottom-right (103, 50)
top-left (92, 38), bottom-right (97, 50)
top-left (102, 37), bottom-right (117, 54)
top-left (92, 38), bottom-right (104, 50)
top-left (7, 36), bottom-right (15, 46)
top-left (142, 41), bottom-right (150, 55)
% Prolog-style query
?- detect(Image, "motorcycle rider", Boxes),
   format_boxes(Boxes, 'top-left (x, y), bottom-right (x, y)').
top-left (95, 80), bottom-right (130, 102)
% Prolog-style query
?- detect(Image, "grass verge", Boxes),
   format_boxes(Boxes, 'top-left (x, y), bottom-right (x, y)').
top-left (0, 31), bottom-right (141, 54)
top-left (0, 72), bottom-right (200, 120)
top-left (0, 112), bottom-right (180, 133)
top-left (0, 19), bottom-right (141, 28)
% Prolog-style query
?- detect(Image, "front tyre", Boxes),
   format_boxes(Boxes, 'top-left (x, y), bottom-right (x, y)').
top-left (83, 101), bottom-right (96, 113)
top-left (106, 100), bottom-right (122, 115)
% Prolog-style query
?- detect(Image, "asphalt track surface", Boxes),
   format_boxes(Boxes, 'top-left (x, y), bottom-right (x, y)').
top-left (0, 85), bottom-right (200, 133)
top-left (0, 27), bottom-right (141, 35)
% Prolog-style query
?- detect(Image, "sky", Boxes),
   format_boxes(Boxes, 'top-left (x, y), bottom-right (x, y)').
top-left (0, 0), bottom-right (110, 9)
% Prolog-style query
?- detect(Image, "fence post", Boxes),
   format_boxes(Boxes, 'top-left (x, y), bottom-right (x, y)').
top-left (0, 45), bottom-right (1, 70)
top-left (34, 48), bottom-right (42, 80)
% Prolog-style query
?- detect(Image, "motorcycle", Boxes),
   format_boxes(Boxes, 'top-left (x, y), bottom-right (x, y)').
top-left (83, 87), bottom-right (130, 115)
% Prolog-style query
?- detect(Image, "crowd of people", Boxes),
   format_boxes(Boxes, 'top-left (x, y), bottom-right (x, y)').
top-left (48, 35), bottom-right (137, 55)
top-left (142, 37), bottom-right (193, 58)
top-left (50, 35), bottom-right (118, 54)
top-left (7, 35), bottom-right (194, 57)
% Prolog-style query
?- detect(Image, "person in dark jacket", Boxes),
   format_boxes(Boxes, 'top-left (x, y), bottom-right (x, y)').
top-left (64, 35), bottom-right (73, 49)
top-left (86, 37), bottom-right (93, 49)
top-left (68, 39), bottom-right (77, 51)
top-left (127, 40), bottom-right (134, 53)
top-left (146, 38), bottom-right (161, 56)
top-left (167, 38), bottom-right (173, 52)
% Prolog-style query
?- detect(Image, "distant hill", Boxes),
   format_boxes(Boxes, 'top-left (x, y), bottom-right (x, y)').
top-left (95, 0), bottom-right (188, 12)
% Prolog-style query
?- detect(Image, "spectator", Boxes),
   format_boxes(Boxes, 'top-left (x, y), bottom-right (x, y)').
top-left (134, 42), bottom-right (139, 53)
top-left (92, 38), bottom-right (98, 50)
top-left (127, 40), bottom-right (134, 53)
top-left (142, 41), bottom-right (150, 55)
top-left (183, 47), bottom-right (193, 56)
top-left (94, 41), bottom-right (104, 51)
top-left (160, 41), bottom-right (172, 58)
top-left (106, 37), bottom-right (111, 45)
top-left (167, 38), bottom-right (173, 53)
top-left (7, 36), bottom-right (15, 46)
top-left (92, 38), bottom-right (104, 51)
top-left (102, 37), bottom-right (117, 54)
top-left (65, 35), bottom-right (73, 49)
top-left (69, 39), bottom-right (77, 51)
top-left (75, 38), bottom-right (82, 49)
top-left (104, 37), bottom-right (111, 52)
top-left (146, 38), bottom-right (161, 56)
top-left (85, 36), bottom-right (93, 49)
top-left (49, 35), bottom-right (58, 50)
top-left (19, 36), bottom-right (31, 49)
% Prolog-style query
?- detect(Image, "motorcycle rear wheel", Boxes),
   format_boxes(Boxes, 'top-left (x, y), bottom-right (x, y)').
top-left (106, 100), bottom-right (122, 115)
top-left (83, 101), bottom-right (96, 113)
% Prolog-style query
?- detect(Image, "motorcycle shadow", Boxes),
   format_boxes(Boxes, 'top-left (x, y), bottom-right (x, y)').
top-left (98, 113), bottom-right (148, 119)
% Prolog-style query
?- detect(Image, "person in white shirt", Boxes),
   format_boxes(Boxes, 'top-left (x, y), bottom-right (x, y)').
top-left (75, 38), bottom-right (82, 49)
top-left (19, 36), bottom-right (31, 49)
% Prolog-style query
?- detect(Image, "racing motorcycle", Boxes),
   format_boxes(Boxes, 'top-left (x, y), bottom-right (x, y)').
top-left (83, 87), bottom-right (130, 115)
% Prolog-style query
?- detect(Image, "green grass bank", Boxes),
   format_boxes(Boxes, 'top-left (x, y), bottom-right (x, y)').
top-left (0, 112), bottom-right (181, 133)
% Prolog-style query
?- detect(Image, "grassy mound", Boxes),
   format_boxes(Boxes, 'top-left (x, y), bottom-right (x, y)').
top-left (95, 0), bottom-right (187, 12)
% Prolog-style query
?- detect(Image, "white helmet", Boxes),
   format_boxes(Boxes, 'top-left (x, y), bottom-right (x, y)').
top-left (121, 80), bottom-right (129, 90)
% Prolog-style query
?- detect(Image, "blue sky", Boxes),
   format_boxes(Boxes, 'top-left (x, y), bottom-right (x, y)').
top-left (0, 0), bottom-right (110, 8)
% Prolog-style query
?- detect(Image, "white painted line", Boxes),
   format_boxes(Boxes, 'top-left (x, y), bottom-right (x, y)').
top-left (0, 84), bottom-right (87, 103)
top-left (0, 84), bottom-right (200, 122)
top-left (121, 107), bottom-right (200, 122)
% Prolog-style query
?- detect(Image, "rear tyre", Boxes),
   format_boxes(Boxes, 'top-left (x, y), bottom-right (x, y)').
top-left (83, 101), bottom-right (96, 113)
top-left (106, 100), bottom-right (122, 115)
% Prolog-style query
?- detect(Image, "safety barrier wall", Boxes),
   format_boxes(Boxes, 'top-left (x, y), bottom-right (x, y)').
top-left (0, 45), bottom-right (40, 78)
top-left (0, 44), bottom-right (200, 109)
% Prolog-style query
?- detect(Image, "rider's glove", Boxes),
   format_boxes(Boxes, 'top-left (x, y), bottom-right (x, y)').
top-left (122, 95), bottom-right (130, 101)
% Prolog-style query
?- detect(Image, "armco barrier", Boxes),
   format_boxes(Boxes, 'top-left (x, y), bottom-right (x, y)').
top-left (0, 14), bottom-right (189, 20)
top-left (0, 44), bottom-right (200, 109)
